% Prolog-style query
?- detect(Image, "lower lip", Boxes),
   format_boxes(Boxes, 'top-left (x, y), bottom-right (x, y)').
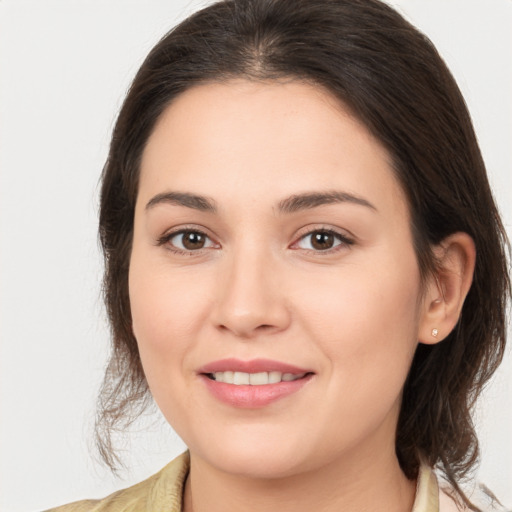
top-left (201, 374), bottom-right (313, 408)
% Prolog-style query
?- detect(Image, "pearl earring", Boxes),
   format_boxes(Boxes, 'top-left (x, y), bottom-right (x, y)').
top-left (431, 328), bottom-right (439, 337)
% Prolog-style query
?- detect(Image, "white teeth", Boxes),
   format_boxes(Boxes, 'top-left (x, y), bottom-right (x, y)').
top-left (268, 371), bottom-right (282, 384)
top-left (233, 371), bottom-right (250, 385)
top-left (211, 371), bottom-right (306, 385)
top-left (214, 371), bottom-right (233, 383)
top-left (249, 372), bottom-right (268, 385)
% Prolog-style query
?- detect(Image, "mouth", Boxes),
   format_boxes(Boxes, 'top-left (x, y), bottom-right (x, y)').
top-left (198, 358), bottom-right (314, 383)
top-left (204, 370), bottom-right (311, 385)
top-left (198, 359), bottom-right (314, 408)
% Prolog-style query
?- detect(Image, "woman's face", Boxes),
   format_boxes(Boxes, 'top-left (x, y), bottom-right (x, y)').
top-left (130, 80), bottom-right (432, 478)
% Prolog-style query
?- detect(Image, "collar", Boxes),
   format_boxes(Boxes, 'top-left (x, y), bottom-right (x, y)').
top-left (413, 463), bottom-right (440, 512)
top-left (154, 452), bottom-right (441, 512)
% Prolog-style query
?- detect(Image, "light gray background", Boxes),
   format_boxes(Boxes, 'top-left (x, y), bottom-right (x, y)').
top-left (0, 1), bottom-right (510, 511)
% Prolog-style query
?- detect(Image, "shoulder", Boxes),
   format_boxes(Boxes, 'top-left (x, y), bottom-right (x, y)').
top-left (43, 451), bottom-right (189, 512)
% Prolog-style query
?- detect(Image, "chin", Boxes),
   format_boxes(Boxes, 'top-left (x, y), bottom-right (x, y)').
top-left (187, 427), bottom-right (315, 479)
top-left (213, 449), bottom-right (307, 480)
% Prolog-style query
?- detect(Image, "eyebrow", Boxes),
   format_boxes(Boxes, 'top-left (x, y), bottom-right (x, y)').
top-left (277, 191), bottom-right (377, 214)
top-left (145, 190), bottom-right (376, 214)
top-left (145, 191), bottom-right (217, 212)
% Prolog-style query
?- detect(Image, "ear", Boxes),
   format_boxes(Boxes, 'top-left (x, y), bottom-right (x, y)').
top-left (418, 232), bottom-right (476, 345)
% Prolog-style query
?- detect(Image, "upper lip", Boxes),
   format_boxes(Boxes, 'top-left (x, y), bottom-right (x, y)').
top-left (198, 358), bottom-right (313, 375)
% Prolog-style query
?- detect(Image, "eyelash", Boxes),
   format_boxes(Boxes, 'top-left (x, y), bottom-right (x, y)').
top-left (157, 227), bottom-right (354, 256)
top-left (156, 227), bottom-right (216, 256)
top-left (292, 228), bottom-right (354, 253)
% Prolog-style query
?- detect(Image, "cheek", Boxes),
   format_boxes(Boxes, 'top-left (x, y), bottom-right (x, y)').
top-left (293, 260), bottom-right (422, 445)
top-left (296, 257), bottom-right (422, 383)
top-left (128, 254), bottom-right (211, 392)
top-left (129, 249), bottom-right (208, 337)
top-left (128, 263), bottom-right (212, 430)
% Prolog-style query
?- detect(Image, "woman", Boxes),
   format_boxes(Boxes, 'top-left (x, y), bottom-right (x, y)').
top-left (45, 0), bottom-right (510, 511)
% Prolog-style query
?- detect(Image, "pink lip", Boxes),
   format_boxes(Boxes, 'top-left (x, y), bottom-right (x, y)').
top-left (198, 358), bottom-right (314, 409)
top-left (198, 358), bottom-right (311, 374)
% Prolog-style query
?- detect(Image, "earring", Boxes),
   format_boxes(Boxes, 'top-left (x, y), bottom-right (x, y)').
top-left (431, 328), bottom-right (439, 337)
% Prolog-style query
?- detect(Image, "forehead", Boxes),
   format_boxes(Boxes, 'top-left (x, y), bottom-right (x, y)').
top-left (138, 79), bottom-right (408, 221)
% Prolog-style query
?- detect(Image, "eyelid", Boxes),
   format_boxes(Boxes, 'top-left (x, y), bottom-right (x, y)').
top-left (290, 226), bottom-right (355, 253)
top-left (156, 224), bottom-right (354, 255)
top-left (156, 225), bottom-right (220, 254)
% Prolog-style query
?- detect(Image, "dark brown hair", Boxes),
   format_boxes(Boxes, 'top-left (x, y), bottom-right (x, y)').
top-left (96, 0), bottom-right (510, 508)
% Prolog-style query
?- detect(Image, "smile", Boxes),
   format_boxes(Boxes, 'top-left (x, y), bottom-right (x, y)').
top-left (198, 359), bottom-right (314, 408)
top-left (207, 371), bottom-right (307, 385)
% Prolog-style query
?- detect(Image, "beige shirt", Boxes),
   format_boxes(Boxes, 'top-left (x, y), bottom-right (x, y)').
top-left (45, 451), bottom-right (462, 512)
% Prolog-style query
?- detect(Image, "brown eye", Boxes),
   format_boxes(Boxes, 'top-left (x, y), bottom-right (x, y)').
top-left (311, 232), bottom-right (335, 250)
top-left (295, 229), bottom-right (351, 252)
top-left (165, 230), bottom-right (216, 252)
top-left (181, 231), bottom-right (206, 250)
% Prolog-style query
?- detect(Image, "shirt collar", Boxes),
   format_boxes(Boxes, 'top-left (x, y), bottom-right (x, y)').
top-left (413, 463), bottom-right (440, 512)
top-left (154, 452), bottom-right (440, 512)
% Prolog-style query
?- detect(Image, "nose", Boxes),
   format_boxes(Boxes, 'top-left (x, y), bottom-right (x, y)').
top-left (211, 249), bottom-right (291, 339)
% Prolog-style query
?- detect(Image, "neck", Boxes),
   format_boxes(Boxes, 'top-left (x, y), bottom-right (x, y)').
top-left (183, 443), bottom-right (416, 512)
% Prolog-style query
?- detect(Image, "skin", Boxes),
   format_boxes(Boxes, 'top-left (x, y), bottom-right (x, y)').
top-left (129, 80), bottom-right (475, 512)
